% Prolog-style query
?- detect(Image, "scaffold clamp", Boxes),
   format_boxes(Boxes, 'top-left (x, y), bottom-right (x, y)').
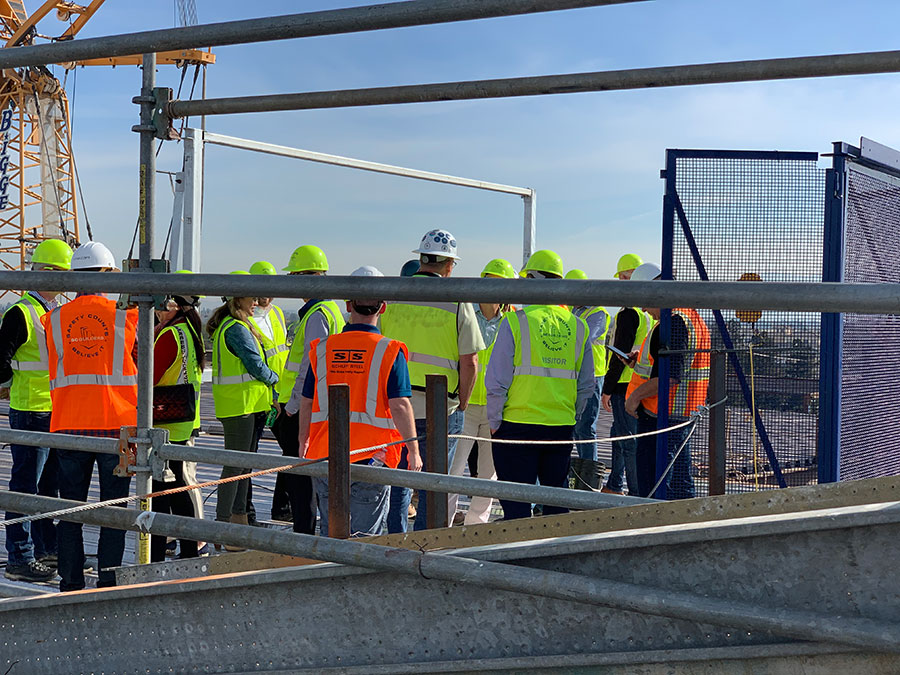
top-left (114, 425), bottom-right (138, 478)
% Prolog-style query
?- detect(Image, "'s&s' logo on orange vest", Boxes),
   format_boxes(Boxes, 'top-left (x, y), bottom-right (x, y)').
top-left (65, 313), bottom-right (110, 358)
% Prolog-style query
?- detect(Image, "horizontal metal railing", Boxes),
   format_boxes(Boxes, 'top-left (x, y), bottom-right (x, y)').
top-left (0, 271), bottom-right (898, 314)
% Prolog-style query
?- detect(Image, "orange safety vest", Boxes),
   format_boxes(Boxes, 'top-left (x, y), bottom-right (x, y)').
top-left (305, 330), bottom-right (408, 468)
top-left (42, 295), bottom-right (138, 432)
top-left (625, 308), bottom-right (710, 419)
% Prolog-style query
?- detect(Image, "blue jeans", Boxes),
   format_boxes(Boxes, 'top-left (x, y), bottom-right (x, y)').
top-left (57, 449), bottom-right (131, 591)
top-left (5, 409), bottom-right (57, 565)
top-left (635, 411), bottom-right (695, 500)
top-left (386, 409), bottom-right (462, 533)
top-left (605, 391), bottom-right (639, 494)
top-left (314, 470), bottom-right (390, 537)
top-left (573, 376), bottom-right (603, 460)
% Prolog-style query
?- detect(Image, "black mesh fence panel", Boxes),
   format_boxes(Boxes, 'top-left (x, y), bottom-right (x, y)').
top-left (839, 164), bottom-right (900, 480)
top-left (667, 152), bottom-right (825, 496)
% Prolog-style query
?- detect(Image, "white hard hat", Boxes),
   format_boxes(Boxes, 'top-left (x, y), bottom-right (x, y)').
top-left (350, 265), bottom-right (384, 277)
top-left (630, 262), bottom-right (662, 282)
top-left (412, 229), bottom-right (460, 260)
top-left (71, 241), bottom-right (118, 271)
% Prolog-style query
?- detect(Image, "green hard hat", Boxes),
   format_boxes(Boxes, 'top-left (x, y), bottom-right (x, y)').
top-left (481, 258), bottom-right (517, 279)
top-left (616, 253), bottom-right (643, 278)
top-left (283, 245), bottom-right (328, 273)
top-left (565, 269), bottom-right (588, 280)
top-left (521, 249), bottom-right (564, 279)
top-left (31, 239), bottom-right (73, 270)
top-left (249, 260), bottom-right (278, 276)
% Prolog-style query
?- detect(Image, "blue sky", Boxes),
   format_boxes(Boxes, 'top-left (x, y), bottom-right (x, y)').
top-left (43, 0), bottom-right (900, 291)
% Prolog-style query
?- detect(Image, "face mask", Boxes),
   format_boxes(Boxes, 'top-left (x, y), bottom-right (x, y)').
top-left (252, 306), bottom-right (265, 318)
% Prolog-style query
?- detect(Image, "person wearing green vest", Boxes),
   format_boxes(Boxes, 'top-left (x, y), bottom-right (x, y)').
top-left (381, 229), bottom-right (485, 532)
top-left (485, 250), bottom-right (594, 520)
top-left (278, 245), bottom-right (345, 535)
top-left (0, 238), bottom-right (71, 582)
top-left (150, 280), bottom-right (205, 561)
top-left (448, 258), bottom-right (517, 525)
top-left (206, 276), bottom-right (279, 549)
top-left (566, 268), bottom-right (611, 490)
top-left (601, 253), bottom-right (650, 495)
top-left (248, 260), bottom-right (292, 523)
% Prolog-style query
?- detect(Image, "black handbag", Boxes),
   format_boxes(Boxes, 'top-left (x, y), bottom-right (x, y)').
top-left (152, 327), bottom-right (196, 425)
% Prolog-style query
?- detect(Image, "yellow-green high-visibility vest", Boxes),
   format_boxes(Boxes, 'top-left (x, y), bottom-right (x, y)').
top-left (502, 305), bottom-right (587, 426)
top-left (6, 293), bottom-right (51, 412)
top-left (277, 301), bottom-right (345, 403)
top-left (575, 306), bottom-right (611, 378)
top-left (381, 301), bottom-right (460, 394)
top-left (469, 308), bottom-right (512, 407)
top-left (609, 308), bottom-right (653, 385)
top-left (211, 317), bottom-right (271, 419)
top-left (256, 304), bottom-right (290, 379)
top-left (155, 322), bottom-right (203, 442)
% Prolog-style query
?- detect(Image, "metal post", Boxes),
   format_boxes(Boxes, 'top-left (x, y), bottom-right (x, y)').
top-left (134, 52), bottom-right (157, 565)
top-left (168, 171), bottom-right (184, 268)
top-left (182, 128), bottom-right (203, 271)
top-left (425, 374), bottom-right (449, 529)
top-left (328, 384), bottom-right (351, 539)
top-left (523, 190), bottom-right (536, 266)
top-left (708, 352), bottom-right (727, 496)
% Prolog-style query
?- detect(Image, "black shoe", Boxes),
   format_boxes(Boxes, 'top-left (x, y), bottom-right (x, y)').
top-left (165, 539), bottom-right (178, 557)
top-left (38, 553), bottom-right (58, 567)
top-left (271, 510), bottom-right (293, 523)
top-left (4, 559), bottom-right (57, 582)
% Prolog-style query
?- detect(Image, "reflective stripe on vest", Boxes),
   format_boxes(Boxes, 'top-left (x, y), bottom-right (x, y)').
top-left (309, 336), bottom-right (397, 430)
top-left (48, 307), bottom-right (136, 390)
top-left (381, 299), bottom-right (460, 393)
top-left (277, 301), bottom-right (345, 403)
top-left (7, 294), bottom-right (51, 411)
top-left (155, 322), bottom-right (203, 442)
top-left (512, 310), bottom-right (584, 380)
top-left (502, 306), bottom-right (586, 426)
top-left (211, 317), bottom-right (271, 417)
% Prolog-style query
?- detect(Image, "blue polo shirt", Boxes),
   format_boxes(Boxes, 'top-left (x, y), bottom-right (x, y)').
top-left (301, 324), bottom-right (411, 400)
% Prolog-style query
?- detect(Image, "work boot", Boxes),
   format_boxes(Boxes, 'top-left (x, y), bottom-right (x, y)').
top-left (578, 459), bottom-right (603, 491)
top-left (568, 458), bottom-right (583, 490)
top-left (225, 514), bottom-right (248, 552)
top-left (4, 559), bottom-right (57, 582)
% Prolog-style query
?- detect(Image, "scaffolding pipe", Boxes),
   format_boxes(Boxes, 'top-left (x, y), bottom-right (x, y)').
top-left (131, 53), bottom-right (158, 566)
top-left (168, 49), bottom-right (900, 118)
top-left (0, 1), bottom-right (645, 70)
top-left (158, 443), bottom-right (652, 511)
top-left (0, 272), bottom-right (896, 313)
top-left (1, 491), bottom-right (899, 654)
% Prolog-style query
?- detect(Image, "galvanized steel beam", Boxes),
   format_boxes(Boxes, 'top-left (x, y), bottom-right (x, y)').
top-left (4, 495), bottom-right (900, 671)
top-left (0, 272), bottom-right (898, 314)
top-left (0, 1), bottom-right (645, 70)
top-left (169, 49), bottom-right (900, 118)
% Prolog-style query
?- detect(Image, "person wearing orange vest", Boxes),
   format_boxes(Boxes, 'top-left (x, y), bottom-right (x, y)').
top-left (42, 241), bottom-right (138, 591)
top-left (298, 266), bottom-right (422, 536)
top-left (624, 263), bottom-right (711, 500)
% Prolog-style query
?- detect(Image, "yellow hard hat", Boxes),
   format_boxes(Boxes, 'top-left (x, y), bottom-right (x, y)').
top-left (283, 245), bottom-right (328, 273)
top-left (521, 249), bottom-right (564, 279)
top-left (249, 260), bottom-right (277, 275)
top-left (565, 269), bottom-right (588, 280)
top-left (173, 269), bottom-right (204, 300)
top-left (616, 253), bottom-right (643, 278)
top-left (481, 258), bottom-right (517, 279)
top-left (31, 239), bottom-right (73, 270)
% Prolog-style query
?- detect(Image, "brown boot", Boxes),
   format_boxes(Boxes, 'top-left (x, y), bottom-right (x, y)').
top-left (225, 514), bottom-right (248, 552)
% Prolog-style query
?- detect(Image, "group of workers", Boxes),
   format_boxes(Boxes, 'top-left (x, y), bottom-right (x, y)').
top-left (0, 228), bottom-right (711, 589)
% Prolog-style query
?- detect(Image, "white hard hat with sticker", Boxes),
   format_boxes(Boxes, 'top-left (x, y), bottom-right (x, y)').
top-left (412, 229), bottom-right (460, 260)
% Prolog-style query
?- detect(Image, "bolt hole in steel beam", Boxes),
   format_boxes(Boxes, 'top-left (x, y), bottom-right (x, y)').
top-left (0, 1), bottom-right (648, 70)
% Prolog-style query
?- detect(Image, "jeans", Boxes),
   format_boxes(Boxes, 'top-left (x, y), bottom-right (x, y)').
top-left (635, 410), bottom-right (695, 500)
top-left (573, 376), bottom-right (603, 460)
top-left (271, 411), bottom-right (317, 534)
top-left (216, 412), bottom-right (264, 522)
top-left (605, 391), bottom-right (639, 494)
top-left (5, 409), bottom-right (57, 565)
top-left (386, 407), bottom-right (462, 533)
top-left (491, 421), bottom-right (573, 520)
top-left (57, 449), bottom-right (131, 591)
top-left (313, 469), bottom-right (390, 537)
